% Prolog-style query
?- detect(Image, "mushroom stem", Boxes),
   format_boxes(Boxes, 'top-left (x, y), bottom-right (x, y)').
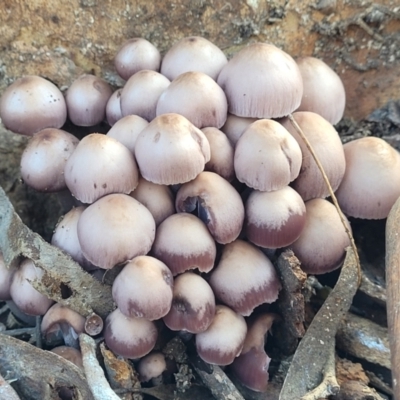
top-left (287, 114), bottom-right (360, 283)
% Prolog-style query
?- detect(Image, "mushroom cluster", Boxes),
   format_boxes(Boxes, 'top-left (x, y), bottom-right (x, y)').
top-left (2, 34), bottom-right (400, 393)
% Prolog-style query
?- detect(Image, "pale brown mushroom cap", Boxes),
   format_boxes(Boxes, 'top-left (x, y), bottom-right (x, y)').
top-left (335, 136), bottom-right (400, 219)
top-left (234, 119), bottom-right (302, 192)
top-left (220, 114), bottom-right (258, 145)
top-left (134, 113), bottom-right (210, 185)
top-left (50, 346), bottom-right (84, 369)
top-left (217, 43), bottom-right (303, 118)
top-left (64, 133), bottom-right (139, 204)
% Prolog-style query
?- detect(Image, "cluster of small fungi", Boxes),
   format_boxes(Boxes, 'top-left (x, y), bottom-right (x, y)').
top-left (1, 36), bottom-right (400, 393)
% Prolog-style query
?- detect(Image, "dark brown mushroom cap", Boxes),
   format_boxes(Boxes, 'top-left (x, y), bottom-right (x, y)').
top-left (245, 186), bottom-right (306, 249)
top-left (234, 119), bottom-right (302, 192)
top-left (64, 133), bottom-right (139, 204)
top-left (156, 71), bottom-right (228, 129)
top-left (289, 198), bottom-right (351, 274)
top-left (77, 193), bottom-right (156, 269)
top-left (0, 75), bottom-right (67, 136)
top-left (120, 70), bottom-right (170, 121)
top-left (217, 43), bottom-right (303, 118)
top-left (0, 253), bottom-right (14, 301)
top-left (114, 38), bottom-right (161, 80)
top-left (134, 113), bottom-right (210, 185)
top-left (104, 308), bottom-right (158, 359)
top-left (296, 56), bottom-right (346, 125)
top-left (65, 74), bottom-right (113, 126)
top-left (335, 137), bottom-right (400, 219)
top-left (175, 171), bottom-right (245, 244)
top-left (280, 111), bottom-right (346, 201)
top-left (209, 240), bottom-right (281, 316)
top-left (20, 128), bottom-right (79, 192)
top-left (161, 36), bottom-right (227, 81)
top-left (152, 213), bottom-right (216, 276)
top-left (112, 255), bottom-right (173, 321)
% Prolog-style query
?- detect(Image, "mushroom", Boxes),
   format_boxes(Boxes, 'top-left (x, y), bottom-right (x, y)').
top-left (217, 42), bottom-right (303, 118)
top-left (163, 271), bottom-right (215, 334)
top-left (65, 74), bottom-right (113, 126)
top-left (50, 346), bottom-right (84, 369)
top-left (160, 36), bottom-right (227, 81)
top-left (221, 114), bottom-right (258, 145)
top-left (137, 352), bottom-right (167, 384)
top-left (104, 308), bottom-right (158, 359)
top-left (134, 113), bottom-right (210, 185)
top-left (152, 213), bottom-right (216, 276)
top-left (105, 88), bottom-right (123, 126)
top-left (77, 193), bottom-right (156, 269)
top-left (112, 255), bottom-right (174, 321)
top-left (209, 240), bottom-right (281, 316)
top-left (114, 38), bottom-right (161, 80)
top-left (156, 71), bottom-right (228, 129)
top-left (234, 119), bottom-right (302, 192)
top-left (175, 171), bottom-right (245, 244)
top-left (335, 136), bottom-right (400, 219)
top-left (0, 75), bottom-right (67, 136)
top-left (20, 128), bottom-right (79, 192)
top-left (196, 305), bottom-right (247, 365)
top-left (64, 133), bottom-right (139, 204)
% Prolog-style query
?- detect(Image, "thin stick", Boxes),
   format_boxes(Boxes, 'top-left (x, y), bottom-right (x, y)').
top-left (288, 114), bottom-right (361, 284)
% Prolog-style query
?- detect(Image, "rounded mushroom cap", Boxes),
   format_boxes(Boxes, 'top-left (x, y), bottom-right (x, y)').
top-left (0, 75), bottom-right (67, 136)
top-left (196, 305), bottom-right (247, 366)
top-left (209, 239), bottom-right (281, 316)
top-left (156, 71), bottom-right (228, 129)
top-left (175, 171), bottom-right (245, 244)
top-left (234, 119), bottom-right (302, 191)
top-left (104, 308), bottom-right (158, 359)
top-left (163, 271), bottom-right (215, 333)
top-left (335, 137), bottom-right (400, 219)
top-left (221, 114), bottom-right (258, 145)
top-left (64, 133), bottom-right (139, 204)
top-left (112, 255), bottom-right (174, 321)
top-left (65, 74), bottom-right (113, 126)
top-left (134, 113), bottom-right (210, 185)
top-left (50, 346), bottom-right (84, 369)
top-left (114, 38), bottom-right (161, 80)
top-left (120, 70), bottom-right (170, 121)
top-left (105, 88), bottom-right (123, 126)
top-left (161, 36), bottom-right (227, 81)
top-left (152, 213), bottom-right (217, 276)
top-left (217, 42), bottom-right (303, 118)
top-left (20, 128), bottom-right (79, 192)
top-left (246, 186), bottom-right (306, 249)
top-left (77, 194), bottom-right (156, 269)
top-left (280, 111), bottom-right (346, 201)
top-left (290, 198), bottom-right (351, 274)
top-left (296, 56), bottom-right (346, 125)
top-left (0, 253), bottom-right (14, 301)
top-left (137, 352), bottom-right (167, 382)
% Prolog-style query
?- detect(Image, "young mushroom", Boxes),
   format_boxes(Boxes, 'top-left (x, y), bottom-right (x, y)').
top-left (137, 352), bottom-right (167, 385)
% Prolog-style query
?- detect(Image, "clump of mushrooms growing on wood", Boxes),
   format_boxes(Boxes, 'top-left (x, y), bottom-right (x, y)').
top-left (0, 33), bottom-right (397, 398)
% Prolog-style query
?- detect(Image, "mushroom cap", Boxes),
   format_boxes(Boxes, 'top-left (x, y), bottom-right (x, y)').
top-left (296, 56), bottom-right (346, 125)
top-left (196, 305), bottom-right (247, 366)
top-left (289, 198), bottom-right (351, 274)
top-left (77, 194), bottom-right (156, 269)
top-left (105, 88), bottom-right (123, 126)
top-left (112, 255), bottom-right (174, 321)
top-left (20, 128), bottom-right (79, 192)
top-left (120, 70), bottom-right (170, 121)
top-left (134, 113), bottom-right (210, 185)
top-left (114, 38), bottom-right (161, 80)
top-left (50, 346), bottom-right (84, 369)
top-left (156, 71), bottom-right (228, 129)
top-left (335, 136), bottom-right (400, 219)
top-left (106, 114), bottom-right (149, 153)
top-left (217, 42), bottom-right (303, 118)
top-left (0, 75), bottom-right (67, 136)
top-left (280, 111), bottom-right (346, 201)
top-left (163, 271), bottom-right (215, 334)
top-left (234, 119), bottom-right (302, 191)
top-left (152, 213), bottom-right (217, 276)
top-left (161, 36), bottom-right (227, 81)
top-left (221, 114), bottom-right (258, 145)
top-left (245, 186), bottom-right (306, 249)
top-left (137, 352), bottom-right (167, 382)
top-left (65, 74), bottom-right (113, 126)
top-left (64, 133), bottom-right (139, 204)
top-left (175, 171), bottom-right (245, 244)
top-left (0, 253), bottom-right (14, 301)
top-left (209, 240), bottom-right (281, 316)
top-left (104, 308), bottom-right (158, 359)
